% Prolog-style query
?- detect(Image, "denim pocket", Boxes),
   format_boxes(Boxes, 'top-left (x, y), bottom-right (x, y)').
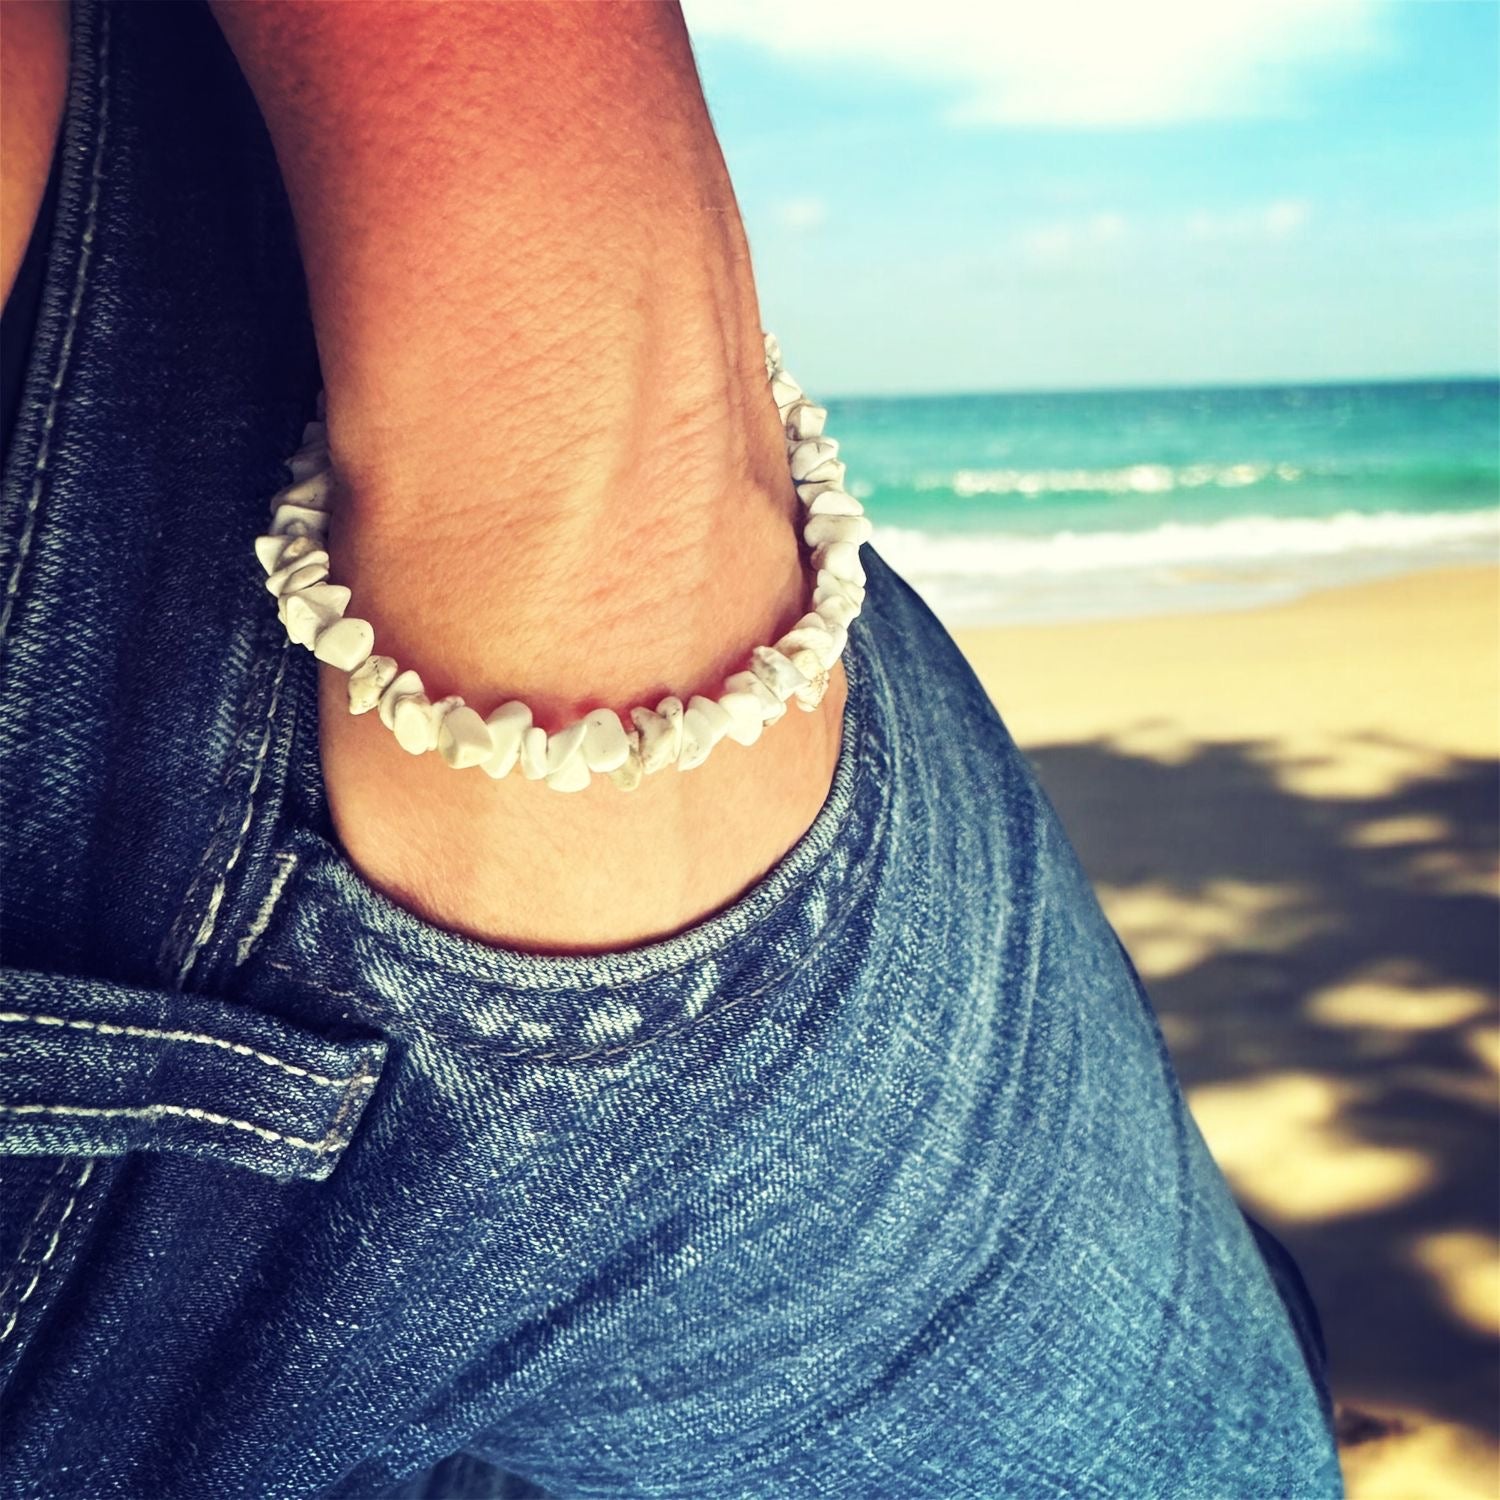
top-left (240, 609), bottom-right (895, 1068)
top-left (0, 966), bottom-right (387, 1181)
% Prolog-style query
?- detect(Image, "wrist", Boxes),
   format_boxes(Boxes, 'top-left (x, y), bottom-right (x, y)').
top-left (320, 271), bottom-right (802, 718)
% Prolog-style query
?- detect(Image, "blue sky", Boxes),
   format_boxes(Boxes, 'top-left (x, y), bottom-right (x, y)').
top-left (683, 0), bottom-right (1500, 395)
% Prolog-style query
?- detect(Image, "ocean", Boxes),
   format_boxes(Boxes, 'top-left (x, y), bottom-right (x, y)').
top-left (828, 378), bottom-right (1499, 626)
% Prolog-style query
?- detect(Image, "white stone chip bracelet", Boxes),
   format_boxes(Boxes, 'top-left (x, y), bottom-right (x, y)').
top-left (253, 333), bottom-right (871, 791)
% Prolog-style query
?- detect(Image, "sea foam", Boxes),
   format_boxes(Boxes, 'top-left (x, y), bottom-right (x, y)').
top-left (872, 508), bottom-right (1500, 625)
top-left (920, 461), bottom-right (1305, 498)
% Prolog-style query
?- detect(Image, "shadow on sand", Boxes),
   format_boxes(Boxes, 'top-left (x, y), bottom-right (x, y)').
top-left (1024, 728), bottom-right (1499, 1452)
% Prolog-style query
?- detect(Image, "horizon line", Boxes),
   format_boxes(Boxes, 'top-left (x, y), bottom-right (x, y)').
top-left (820, 371), bottom-right (1500, 402)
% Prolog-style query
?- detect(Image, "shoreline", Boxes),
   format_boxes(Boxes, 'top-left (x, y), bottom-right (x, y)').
top-left (872, 515), bottom-right (1500, 631)
top-left (953, 560), bottom-right (1498, 760)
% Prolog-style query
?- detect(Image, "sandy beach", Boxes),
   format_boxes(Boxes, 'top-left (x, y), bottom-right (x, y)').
top-left (954, 563), bottom-right (1499, 1499)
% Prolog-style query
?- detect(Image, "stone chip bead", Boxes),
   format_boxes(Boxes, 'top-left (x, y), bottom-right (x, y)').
top-left (581, 708), bottom-right (630, 773)
top-left (543, 721), bottom-right (591, 791)
top-left (281, 558), bottom-right (332, 597)
top-left (777, 613), bottom-right (841, 671)
top-left (270, 502), bottom-right (329, 539)
top-left (795, 457), bottom-right (846, 491)
top-left (718, 690), bottom-right (764, 747)
top-left (269, 470), bottom-right (335, 514)
top-left (396, 693), bottom-right (459, 762)
top-left (814, 568), bottom-right (865, 608)
top-left (749, 645), bottom-right (809, 702)
top-left (770, 371), bottom-right (802, 414)
top-left (815, 591), bottom-right (860, 631)
top-left (287, 443), bottom-right (329, 483)
top-left (723, 669), bottom-right (787, 724)
top-left (392, 694), bottom-right (439, 755)
top-left (256, 531), bottom-right (320, 575)
top-left (795, 479), bottom-right (842, 505)
top-left (286, 420), bottom-right (325, 471)
top-left (519, 725), bottom-right (548, 780)
top-left (805, 488), bottom-right (865, 517)
top-left (789, 653), bottom-right (831, 711)
top-left (789, 436), bottom-right (839, 483)
top-left (678, 695), bottom-right (732, 771)
top-left (819, 617), bottom-right (850, 662)
top-left (803, 513), bottom-right (873, 549)
top-left (437, 704), bottom-right (494, 769)
top-left (785, 401), bottom-right (827, 440)
top-left (348, 654), bottom-right (398, 715)
top-left (656, 696), bottom-right (685, 758)
top-left (546, 755), bottom-right (593, 793)
top-left (265, 548), bottom-right (330, 597)
top-left (482, 701), bottom-right (532, 779)
top-left (812, 540), bottom-right (866, 586)
top-left (313, 615), bottom-right (375, 671)
top-left (545, 721), bottom-right (588, 777)
top-left (608, 730), bottom-right (644, 791)
top-left (631, 700), bottom-right (681, 774)
top-left (770, 630), bottom-right (831, 709)
top-left (378, 669), bottom-right (424, 731)
top-left (284, 583), bottom-right (351, 648)
top-left (431, 695), bottom-right (464, 737)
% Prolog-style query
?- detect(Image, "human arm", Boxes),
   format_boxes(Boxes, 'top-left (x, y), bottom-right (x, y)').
top-left (205, 1), bottom-right (844, 952)
top-left (1, 0), bottom-right (70, 303)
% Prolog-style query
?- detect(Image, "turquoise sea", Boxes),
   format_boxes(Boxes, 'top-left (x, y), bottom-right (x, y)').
top-left (828, 378), bottom-right (1499, 625)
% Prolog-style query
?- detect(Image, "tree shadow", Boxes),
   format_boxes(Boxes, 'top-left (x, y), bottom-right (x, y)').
top-left (1024, 730), bottom-right (1499, 1443)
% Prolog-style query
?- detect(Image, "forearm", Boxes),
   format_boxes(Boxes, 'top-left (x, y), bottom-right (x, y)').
top-left (208, 2), bottom-right (843, 950)
top-left (0, 0), bottom-right (71, 303)
top-left (208, 3), bottom-right (764, 491)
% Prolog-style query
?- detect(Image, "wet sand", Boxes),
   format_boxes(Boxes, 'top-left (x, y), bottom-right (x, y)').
top-left (955, 564), bottom-right (1500, 1500)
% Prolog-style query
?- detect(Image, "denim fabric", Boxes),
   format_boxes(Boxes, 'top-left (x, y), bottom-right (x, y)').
top-left (0, 3), bottom-right (1343, 1496)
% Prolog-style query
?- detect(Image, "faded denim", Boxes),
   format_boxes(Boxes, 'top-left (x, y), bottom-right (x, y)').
top-left (0, 3), bottom-right (1343, 1496)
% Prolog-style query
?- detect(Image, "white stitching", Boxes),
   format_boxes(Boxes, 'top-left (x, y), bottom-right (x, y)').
top-left (0, 4), bottom-right (112, 653)
top-left (234, 850), bottom-right (299, 968)
top-left (0, 1161), bottom-right (70, 1306)
top-left (261, 845), bottom-right (881, 1066)
top-left (0, 1010), bottom-right (367, 1090)
top-left (156, 644), bottom-right (280, 980)
top-left (0, 1097), bottom-right (377, 1154)
top-left (174, 645), bottom-right (290, 988)
top-left (0, 1160), bottom-right (94, 1348)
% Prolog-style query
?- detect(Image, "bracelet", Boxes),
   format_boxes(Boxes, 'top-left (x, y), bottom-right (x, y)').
top-left (252, 333), bottom-right (870, 792)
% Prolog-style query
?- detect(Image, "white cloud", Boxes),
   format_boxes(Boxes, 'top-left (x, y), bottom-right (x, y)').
top-left (1264, 199), bottom-right (1313, 237)
top-left (1018, 212), bottom-right (1132, 261)
top-left (1016, 201), bottom-right (1311, 260)
top-left (682, 0), bottom-right (1391, 128)
top-left (1187, 199), bottom-right (1314, 241)
top-left (775, 195), bottom-right (828, 231)
top-left (1019, 224), bottom-right (1076, 261)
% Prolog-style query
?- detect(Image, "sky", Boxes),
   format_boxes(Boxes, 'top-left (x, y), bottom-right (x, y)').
top-left (682, 0), bottom-right (1500, 396)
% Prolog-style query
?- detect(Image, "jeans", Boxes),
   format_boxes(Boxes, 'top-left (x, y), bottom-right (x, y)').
top-left (0, 3), bottom-right (1343, 1495)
